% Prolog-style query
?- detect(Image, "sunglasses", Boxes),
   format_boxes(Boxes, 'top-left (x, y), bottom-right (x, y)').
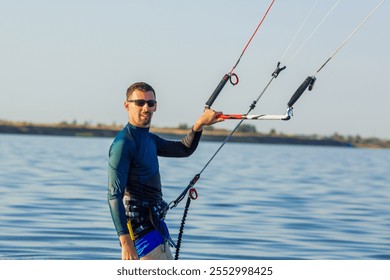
top-left (127, 99), bottom-right (157, 107)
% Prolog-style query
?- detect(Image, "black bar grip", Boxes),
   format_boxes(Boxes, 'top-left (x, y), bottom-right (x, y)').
top-left (287, 76), bottom-right (315, 107)
top-left (205, 74), bottom-right (230, 108)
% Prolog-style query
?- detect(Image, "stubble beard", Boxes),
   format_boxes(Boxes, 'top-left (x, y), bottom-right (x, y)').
top-left (140, 112), bottom-right (152, 127)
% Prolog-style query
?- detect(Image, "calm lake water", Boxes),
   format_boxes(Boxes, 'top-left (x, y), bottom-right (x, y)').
top-left (1, 133), bottom-right (390, 260)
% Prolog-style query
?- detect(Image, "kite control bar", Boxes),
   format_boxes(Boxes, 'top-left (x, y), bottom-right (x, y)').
top-left (217, 75), bottom-right (316, 121)
top-left (217, 107), bottom-right (293, 121)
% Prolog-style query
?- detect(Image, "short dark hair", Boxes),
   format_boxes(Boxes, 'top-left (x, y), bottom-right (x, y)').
top-left (126, 82), bottom-right (156, 100)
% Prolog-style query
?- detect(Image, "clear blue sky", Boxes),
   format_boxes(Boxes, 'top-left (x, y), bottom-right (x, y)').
top-left (1, 0), bottom-right (389, 139)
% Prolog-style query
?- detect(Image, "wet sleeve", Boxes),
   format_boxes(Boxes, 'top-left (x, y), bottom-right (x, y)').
top-left (107, 137), bottom-right (131, 236)
top-left (156, 128), bottom-right (203, 157)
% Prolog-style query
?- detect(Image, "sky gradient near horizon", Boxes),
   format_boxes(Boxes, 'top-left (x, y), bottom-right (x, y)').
top-left (1, 0), bottom-right (389, 139)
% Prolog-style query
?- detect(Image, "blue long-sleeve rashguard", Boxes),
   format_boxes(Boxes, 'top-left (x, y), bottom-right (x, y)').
top-left (107, 123), bottom-right (202, 236)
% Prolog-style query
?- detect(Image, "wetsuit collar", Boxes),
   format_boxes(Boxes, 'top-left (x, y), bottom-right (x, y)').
top-left (126, 122), bottom-right (150, 132)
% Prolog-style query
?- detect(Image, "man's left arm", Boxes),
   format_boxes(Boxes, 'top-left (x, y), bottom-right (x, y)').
top-left (156, 108), bottom-right (223, 157)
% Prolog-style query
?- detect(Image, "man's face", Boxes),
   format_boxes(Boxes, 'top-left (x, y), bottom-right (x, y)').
top-left (124, 89), bottom-right (157, 127)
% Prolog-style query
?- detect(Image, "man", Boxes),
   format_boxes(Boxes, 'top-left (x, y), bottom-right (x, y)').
top-left (107, 82), bottom-right (223, 260)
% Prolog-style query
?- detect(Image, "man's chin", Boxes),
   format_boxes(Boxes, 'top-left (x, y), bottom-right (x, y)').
top-left (140, 117), bottom-right (151, 126)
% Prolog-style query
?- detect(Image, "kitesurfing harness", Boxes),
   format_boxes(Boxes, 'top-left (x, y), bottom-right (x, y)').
top-left (124, 192), bottom-right (176, 248)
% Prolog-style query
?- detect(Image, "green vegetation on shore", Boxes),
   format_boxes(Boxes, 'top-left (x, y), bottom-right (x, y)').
top-left (1, 120), bottom-right (389, 149)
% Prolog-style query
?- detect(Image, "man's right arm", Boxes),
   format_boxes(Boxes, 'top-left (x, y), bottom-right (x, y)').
top-left (119, 234), bottom-right (139, 260)
top-left (108, 136), bottom-right (138, 259)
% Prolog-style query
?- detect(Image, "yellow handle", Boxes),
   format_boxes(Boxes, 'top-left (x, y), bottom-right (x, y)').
top-left (127, 220), bottom-right (135, 241)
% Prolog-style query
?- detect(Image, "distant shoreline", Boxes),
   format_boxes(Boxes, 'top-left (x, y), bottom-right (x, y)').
top-left (1, 120), bottom-right (389, 149)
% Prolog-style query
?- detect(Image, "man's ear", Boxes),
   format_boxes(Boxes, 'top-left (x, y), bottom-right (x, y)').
top-left (124, 101), bottom-right (130, 111)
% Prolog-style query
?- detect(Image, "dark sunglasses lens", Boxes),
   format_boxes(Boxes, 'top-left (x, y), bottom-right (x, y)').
top-left (134, 100), bottom-right (146, 106)
top-left (133, 100), bottom-right (156, 107)
top-left (146, 100), bottom-right (156, 107)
